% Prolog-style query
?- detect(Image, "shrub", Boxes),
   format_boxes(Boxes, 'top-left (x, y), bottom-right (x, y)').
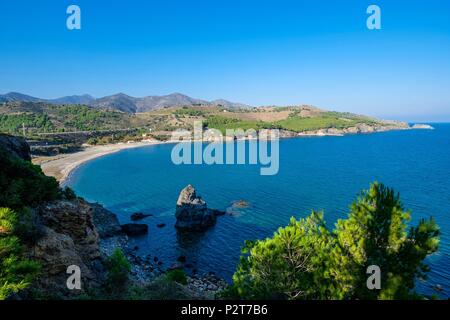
top-left (14, 207), bottom-right (43, 244)
top-left (128, 276), bottom-right (191, 300)
top-left (0, 208), bottom-right (40, 300)
top-left (0, 148), bottom-right (60, 210)
top-left (105, 248), bottom-right (131, 291)
top-left (62, 187), bottom-right (77, 200)
top-left (166, 269), bottom-right (188, 285)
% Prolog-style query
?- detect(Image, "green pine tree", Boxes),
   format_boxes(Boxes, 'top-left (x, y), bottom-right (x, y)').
top-left (229, 182), bottom-right (440, 300)
top-left (331, 182), bottom-right (440, 299)
top-left (0, 207), bottom-right (40, 300)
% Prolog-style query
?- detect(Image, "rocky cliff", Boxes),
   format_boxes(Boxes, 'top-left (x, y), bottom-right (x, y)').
top-left (1, 135), bottom-right (228, 299)
top-left (29, 199), bottom-right (106, 298)
top-left (0, 133), bottom-right (31, 161)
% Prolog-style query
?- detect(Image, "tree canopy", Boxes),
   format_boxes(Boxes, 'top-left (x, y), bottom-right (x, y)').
top-left (229, 182), bottom-right (440, 300)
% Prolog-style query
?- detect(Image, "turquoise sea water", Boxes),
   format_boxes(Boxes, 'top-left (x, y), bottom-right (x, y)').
top-left (67, 124), bottom-right (450, 298)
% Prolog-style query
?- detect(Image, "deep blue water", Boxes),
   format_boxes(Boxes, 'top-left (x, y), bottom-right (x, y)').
top-left (67, 124), bottom-right (450, 298)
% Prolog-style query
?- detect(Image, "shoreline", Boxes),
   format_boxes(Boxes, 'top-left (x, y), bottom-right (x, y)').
top-left (35, 124), bottom-right (432, 185)
top-left (35, 140), bottom-right (171, 184)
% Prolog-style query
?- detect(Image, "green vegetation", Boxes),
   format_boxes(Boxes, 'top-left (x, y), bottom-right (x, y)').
top-left (85, 132), bottom-right (141, 145)
top-left (275, 112), bottom-right (376, 132)
top-left (203, 112), bottom-right (378, 134)
top-left (0, 145), bottom-right (62, 299)
top-left (128, 275), bottom-right (193, 300)
top-left (53, 105), bottom-right (128, 131)
top-left (0, 208), bottom-right (41, 300)
top-left (174, 107), bottom-right (206, 117)
top-left (204, 116), bottom-right (276, 134)
top-left (0, 148), bottom-right (60, 210)
top-left (0, 102), bottom-right (136, 135)
top-left (1, 102), bottom-right (396, 153)
top-left (61, 187), bottom-right (77, 201)
top-left (228, 182), bottom-right (439, 300)
top-left (0, 113), bottom-right (54, 134)
top-left (105, 248), bottom-right (131, 292)
top-left (166, 269), bottom-right (188, 285)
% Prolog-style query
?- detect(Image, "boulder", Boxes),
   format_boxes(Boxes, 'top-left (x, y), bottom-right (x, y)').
top-left (130, 212), bottom-right (152, 221)
top-left (120, 223), bottom-right (148, 236)
top-left (231, 200), bottom-right (250, 209)
top-left (175, 185), bottom-right (216, 231)
top-left (90, 202), bottom-right (122, 238)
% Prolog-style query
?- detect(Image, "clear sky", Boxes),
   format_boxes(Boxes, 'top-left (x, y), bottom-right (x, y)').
top-left (1, 0), bottom-right (449, 121)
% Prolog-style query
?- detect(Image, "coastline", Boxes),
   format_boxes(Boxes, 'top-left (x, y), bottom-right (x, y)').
top-left (34, 140), bottom-right (171, 184)
top-left (34, 124), bottom-right (432, 185)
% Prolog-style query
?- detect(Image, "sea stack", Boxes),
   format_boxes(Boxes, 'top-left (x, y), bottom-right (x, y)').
top-left (175, 185), bottom-right (218, 231)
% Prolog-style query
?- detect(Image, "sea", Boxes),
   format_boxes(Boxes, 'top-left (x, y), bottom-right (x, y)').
top-left (67, 124), bottom-right (450, 298)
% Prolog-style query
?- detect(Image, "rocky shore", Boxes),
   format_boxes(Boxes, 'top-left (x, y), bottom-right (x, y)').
top-left (92, 200), bottom-right (228, 298)
top-left (0, 134), bottom-right (227, 299)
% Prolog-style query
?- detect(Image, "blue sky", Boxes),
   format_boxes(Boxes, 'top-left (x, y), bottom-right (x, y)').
top-left (0, 0), bottom-right (449, 121)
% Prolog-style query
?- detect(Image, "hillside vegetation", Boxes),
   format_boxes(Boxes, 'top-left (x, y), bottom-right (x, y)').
top-left (0, 102), bottom-right (398, 136)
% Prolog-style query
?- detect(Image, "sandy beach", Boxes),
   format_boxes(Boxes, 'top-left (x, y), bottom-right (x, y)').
top-left (34, 141), bottom-right (168, 184)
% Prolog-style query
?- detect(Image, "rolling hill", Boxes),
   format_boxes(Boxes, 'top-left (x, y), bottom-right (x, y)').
top-left (0, 92), bottom-right (250, 112)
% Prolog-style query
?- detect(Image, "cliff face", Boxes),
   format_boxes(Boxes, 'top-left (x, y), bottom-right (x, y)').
top-left (0, 133), bottom-right (31, 161)
top-left (29, 199), bottom-right (106, 298)
top-left (0, 134), bottom-right (109, 298)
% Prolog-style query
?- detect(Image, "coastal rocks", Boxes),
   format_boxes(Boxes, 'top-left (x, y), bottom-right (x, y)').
top-left (130, 212), bottom-right (152, 221)
top-left (185, 273), bottom-right (228, 299)
top-left (175, 185), bottom-right (223, 231)
top-left (296, 121), bottom-right (411, 137)
top-left (120, 223), bottom-right (148, 236)
top-left (30, 199), bottom-right (105, 297)
top-left (38, 199), bottom-right (102, 262)
top-left (412, 124), bottom-right (434, 130)
top-left (226, 200), bottom-right (250, 216)
top-left (0, 133), bottom-right (31, 161)
top-left (31, 226), bottom-right (104, 296)
top-left (91, 202), bottom-right (122, 238)
top-left (231, 200), bottom-right (250, 209)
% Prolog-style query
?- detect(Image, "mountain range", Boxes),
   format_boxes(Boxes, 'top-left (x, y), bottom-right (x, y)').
top-left (0, 92), bottom-right (251, 113)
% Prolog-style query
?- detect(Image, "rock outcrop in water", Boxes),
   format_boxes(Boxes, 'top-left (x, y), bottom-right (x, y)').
top-left (175, 185), bottom-right (225, 231)
top-left (411, 124), bottom-right (434, 130)
top-left (121, 223), bottom-right (149, 236)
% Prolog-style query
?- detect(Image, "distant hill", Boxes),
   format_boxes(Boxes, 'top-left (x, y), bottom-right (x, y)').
top-left (48, 94), bottom-right (96, 105)
top-left (0, 92), bottom-right (251, 113)
top-left (0, 92), bottom-right (42, 103)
